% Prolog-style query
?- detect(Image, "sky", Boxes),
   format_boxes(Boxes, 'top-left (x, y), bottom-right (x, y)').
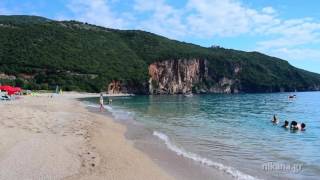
top-left (1, 0), bottom-right (320, 73)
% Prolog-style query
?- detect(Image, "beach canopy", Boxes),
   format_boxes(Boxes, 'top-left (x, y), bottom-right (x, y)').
top-left (0, 85), bottom-right (22, 95)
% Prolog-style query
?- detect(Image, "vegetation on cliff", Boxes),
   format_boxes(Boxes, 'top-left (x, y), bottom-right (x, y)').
top-left (0, 15), bottom-right (320, 93)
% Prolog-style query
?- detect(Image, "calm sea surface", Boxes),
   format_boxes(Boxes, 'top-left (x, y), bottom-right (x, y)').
top-left (85, 92), bottom-right (320, 180)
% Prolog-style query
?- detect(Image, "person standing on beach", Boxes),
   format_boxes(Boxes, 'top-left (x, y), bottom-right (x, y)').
top-left (99, 93), bottom-right (104, 112)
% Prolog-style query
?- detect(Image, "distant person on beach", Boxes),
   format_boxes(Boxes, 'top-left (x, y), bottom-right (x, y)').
top-left (281, 120), bottom-right (289, 129)
top-left (99, 93), bottom-right (104, 112)
top-left (271, 115), bottom-right (279, 124)
top-left (109, 98), bottom-right (112, 105)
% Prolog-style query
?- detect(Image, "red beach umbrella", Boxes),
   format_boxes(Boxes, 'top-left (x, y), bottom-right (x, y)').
top-left (13, 87), bottom-right (22, 92)
top-left (0, 85), bottom-right (21, 95)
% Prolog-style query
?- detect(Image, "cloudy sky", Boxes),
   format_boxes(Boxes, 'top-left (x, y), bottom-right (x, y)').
top-left (1, 0), bottom-right (320, 73)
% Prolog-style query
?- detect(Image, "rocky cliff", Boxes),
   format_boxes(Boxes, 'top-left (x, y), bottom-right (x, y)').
top-left (148, 59), bottom-right (207, 94)
top-left (148, 59), bottom-right (241, 94)
top-left (107, 80), bottom-right (122, 94)
top-left (107, 80), bottom-right (148, 95)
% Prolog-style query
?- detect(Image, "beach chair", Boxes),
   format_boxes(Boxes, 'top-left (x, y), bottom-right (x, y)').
top-left (0, 92), bottom-right (11, 101)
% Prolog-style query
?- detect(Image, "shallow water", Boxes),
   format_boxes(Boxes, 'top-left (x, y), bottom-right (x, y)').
top-left (85, 92), bottom-right (320, 179)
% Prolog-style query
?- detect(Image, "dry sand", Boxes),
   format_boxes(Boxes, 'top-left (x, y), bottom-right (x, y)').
top-left (0, 93), bottom-right (173, 180)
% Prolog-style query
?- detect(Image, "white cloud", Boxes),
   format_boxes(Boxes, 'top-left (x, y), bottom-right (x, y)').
top-left (184, 0), bottom-right (284, 37)
top-left (132, 0), bottom-right (187, 39)
top-left (186, 0), bottom-right (253, 37)
top-left (66, 0), bottom-right (126, 29)
top-left (256, 17), bottom-right (320, 61)
top-left (133, 0), bottom-right (162, 11)
top-left (132, 0), bottom-right (281, 38)
top-left (266, 48), bottom-right (320, 62)
top-left (262, 7), bottom-right (276, 14)
top-left (131, 0), bottom-right (280, 38)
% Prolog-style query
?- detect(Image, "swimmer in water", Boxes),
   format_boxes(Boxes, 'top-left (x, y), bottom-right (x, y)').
top-left (290, 121), bottom-right (298, 130)
top-left (281, 120), bottom-right (289, 129)
top-left (297, 123), bottom-right (306, 131)
top-left (271, 114), bottom-right (279, 124)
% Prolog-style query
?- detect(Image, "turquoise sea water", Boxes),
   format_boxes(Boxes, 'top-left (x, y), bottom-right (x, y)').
top-left (86, 92), bottom-right (320, 179)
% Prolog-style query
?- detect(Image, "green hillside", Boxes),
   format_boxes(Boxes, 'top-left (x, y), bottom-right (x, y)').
top-left (0, 15), bottom-right (320, 93)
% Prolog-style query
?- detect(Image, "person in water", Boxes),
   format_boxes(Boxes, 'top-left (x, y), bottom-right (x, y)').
top-left (290, 121), bottom-right (298, 130)
top-left (281, 120), bottom-right (289, 128)
top-left (271, 114), bottom-right (279, 124)
top-left (288, 95), bottom-right (297, 99)
top-left (301, 123), bottom-right (306, 131)
top-left (99, 93), bottom-right (104, 112)
top-left (297, 123), bottom-right (306, 131)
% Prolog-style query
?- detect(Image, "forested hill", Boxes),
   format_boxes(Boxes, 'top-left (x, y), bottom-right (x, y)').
top-left (0, 15), bottom-right (320, 93)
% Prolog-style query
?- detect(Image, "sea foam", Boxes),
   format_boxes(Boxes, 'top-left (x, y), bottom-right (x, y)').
top-left (87, 104), bottom-right (134, 120)
top-left (153, 131), bottom-right (260, 180)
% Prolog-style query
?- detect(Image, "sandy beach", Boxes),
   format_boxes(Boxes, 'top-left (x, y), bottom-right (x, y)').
top-left (0, 93), bottom-right (173, 180)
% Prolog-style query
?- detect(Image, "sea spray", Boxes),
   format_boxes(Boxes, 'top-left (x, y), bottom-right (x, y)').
top-left (153, 131), bottom-right (260, 180)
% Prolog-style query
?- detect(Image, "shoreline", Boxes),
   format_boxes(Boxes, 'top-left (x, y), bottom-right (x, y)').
top-left (91, 92), bottom-right (320, 180)
top-left (83, 97), bottom-right (237, 180)
top-left (0, 93), bottom-right (173, 180)
top-left (121, 119), bottom-right (235, 180)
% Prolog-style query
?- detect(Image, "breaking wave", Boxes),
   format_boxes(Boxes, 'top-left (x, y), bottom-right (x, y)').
top-left (153, 131), bottom-right (259, 180)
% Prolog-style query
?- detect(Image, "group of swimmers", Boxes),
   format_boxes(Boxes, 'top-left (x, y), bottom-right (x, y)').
top-left (272, 115), bottom-right (306, 131)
